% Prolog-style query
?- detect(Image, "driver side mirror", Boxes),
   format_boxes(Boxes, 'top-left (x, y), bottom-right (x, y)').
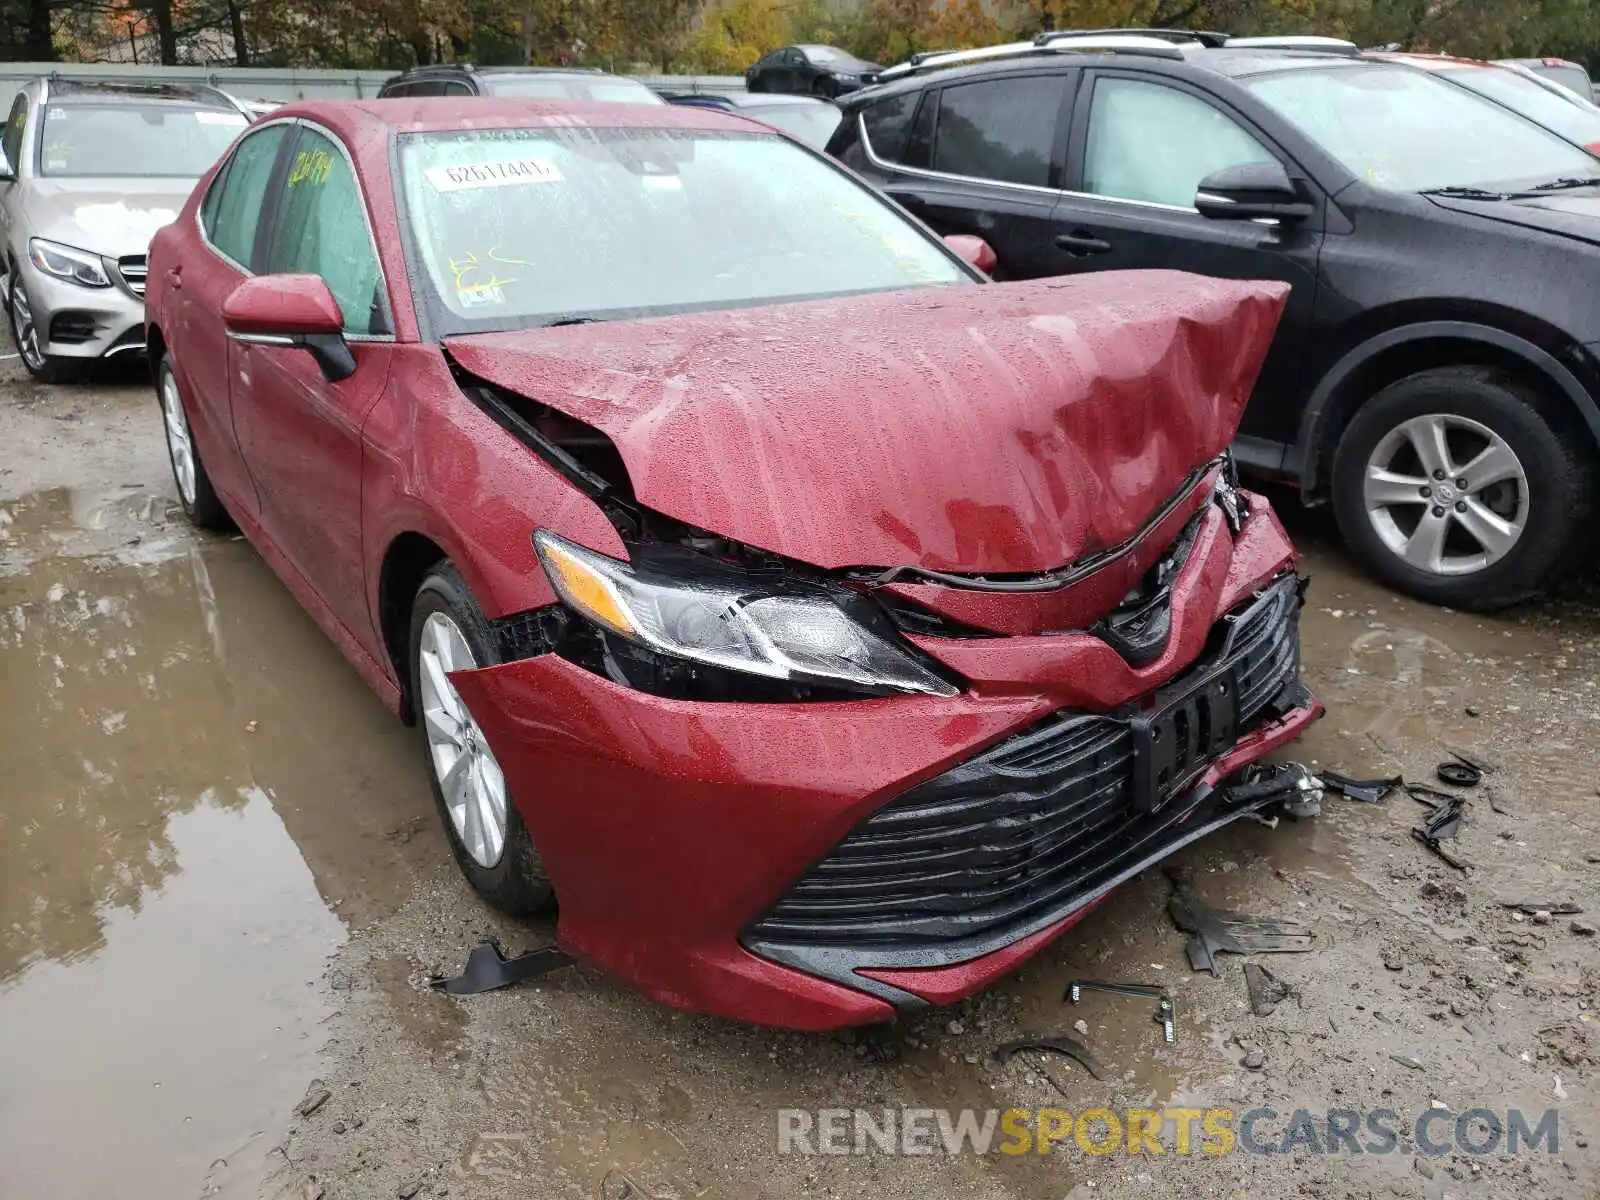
top-left (1195, 161), bottom-right (1314, 223)
top-left (223, 274), bottom-right (356, 382)
top-left (944, 233), bottom-right (997, 274)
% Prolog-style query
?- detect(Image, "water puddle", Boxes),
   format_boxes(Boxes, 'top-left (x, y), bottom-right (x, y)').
top-left (0, 484), bottom-right (442, 1198)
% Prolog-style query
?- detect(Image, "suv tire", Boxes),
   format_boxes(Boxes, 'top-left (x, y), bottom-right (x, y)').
top-left (1331, 366), bottom-right (1591, 610)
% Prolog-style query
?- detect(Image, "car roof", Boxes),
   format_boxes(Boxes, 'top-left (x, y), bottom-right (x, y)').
top-left (1369, 50), bottom-right (1492, 71)
top-left (279, 96), bottom-right (765, 139)
top-left (42, 78), bottom-right (240, 108)
top-left (389, 64), bottom-right (607, 79)
top-left (678, 92), bottom-right (830, 108)
top-left (841, 44), bottom-right (1373, 105)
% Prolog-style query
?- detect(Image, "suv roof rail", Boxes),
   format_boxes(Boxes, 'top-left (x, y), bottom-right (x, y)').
top-left (1223, 35), bottom-right (1359, 53)
top-left (1036, 27), bottom-right (1228, 48)
top-left (878, 34), bottom-right (1190, 81)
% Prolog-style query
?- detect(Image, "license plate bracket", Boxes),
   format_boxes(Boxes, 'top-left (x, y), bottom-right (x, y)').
top-left (1129, 670), bottom-right (1239, 813)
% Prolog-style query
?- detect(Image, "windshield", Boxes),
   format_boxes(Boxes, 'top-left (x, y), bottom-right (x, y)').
top-left (39, 102), bottom-right (246, 177)
top-left (746, 103), bottom-right (843, 148)
top-left (483, 76), bottom-right (663, 105)
top-left (1441, 67), bottom-right (1600, 150)
top-left (1246, 63), bottom-right (1599, 192)
top-left (398, 127), bottom-right (968, 335)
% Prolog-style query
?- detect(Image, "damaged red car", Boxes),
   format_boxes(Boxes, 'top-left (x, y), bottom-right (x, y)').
top-left (146, 98), bottom-right (1322, 1030)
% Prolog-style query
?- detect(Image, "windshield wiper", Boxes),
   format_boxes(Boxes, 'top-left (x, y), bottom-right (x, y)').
top-left (1417, 186), bottom-right (1512, 200)
top-left (1523, 176), bottom-right (1600, 192)
top-left (539, 316), bottom-right (604, 328)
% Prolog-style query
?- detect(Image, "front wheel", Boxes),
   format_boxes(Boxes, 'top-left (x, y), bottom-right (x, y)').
top-left (410, 562), bottom-right (555, 917)
top-left (1331, 366), bottom-right (1592, 610)
top-left (9, 272), bottom-right (76, 383)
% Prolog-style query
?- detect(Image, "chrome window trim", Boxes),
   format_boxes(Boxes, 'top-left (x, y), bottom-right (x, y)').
top-left (857, 111), bottom-right (1202, 214)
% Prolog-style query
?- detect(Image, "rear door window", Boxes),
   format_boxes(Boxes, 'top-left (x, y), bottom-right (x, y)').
top-left (930, 75), bottom-right (1069, 187)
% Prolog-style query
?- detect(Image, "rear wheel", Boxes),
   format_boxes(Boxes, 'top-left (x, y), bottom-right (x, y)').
top-left (1331, 366), bottom-right (1591, 609)
top-left (410, 562), bottom-right (555, 917)
top-left (158, 355), bottom-right (231, 530)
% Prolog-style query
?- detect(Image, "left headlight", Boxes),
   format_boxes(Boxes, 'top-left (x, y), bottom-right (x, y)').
top-left (534, 530), bottom-right (959, 698)
top-left (28, 238), bottom-right (111, 289)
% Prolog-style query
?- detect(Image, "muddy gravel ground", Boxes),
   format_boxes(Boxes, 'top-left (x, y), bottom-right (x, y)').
top-left (3, 363), bottom-right (1600, 1200)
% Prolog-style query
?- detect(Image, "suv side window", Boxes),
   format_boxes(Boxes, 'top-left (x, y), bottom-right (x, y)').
top-left (931, 75), bottom-right (1067, 188)
top-left (406, 80), bottom-right (448, 97)
top-left (1083, 77), bottom-right (1274, 208)
top-left (442, 80), bottom-right (474, 96)
top-left (264, 128), bottom-right (387, 336)
top-left (203, 123), bottom-right (289, 268)
top-left (3, 93), bottom-right (28, 173)
top-left (381, 82), bottom-right (413, 98)
top-left (861, 92), bottom-right (918, 162)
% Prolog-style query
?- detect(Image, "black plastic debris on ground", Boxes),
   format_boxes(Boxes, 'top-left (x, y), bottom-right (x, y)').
top-left (1166, 871), bottom-right (1315, 977)
top-left (429, 941), bottom-right (575, 996)
top-left (1410, 787), bottom-right (1470, 871)
top-left (1321, 770), bottom-right (1402, 804)
top-left (992, 1036), bottom-right (1106, 1081)
top-left (1243, 962), bottom-right (1295, 1016)
top-left (1437, 760), bottom-right (1482, 788)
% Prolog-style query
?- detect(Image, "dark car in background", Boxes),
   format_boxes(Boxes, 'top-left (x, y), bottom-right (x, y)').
top-left (830, 32), bottom-right (1600, 610)
top-left (746, 44), bottom-right (881, 97)
top-left (378, 64), bottom-right (662, 104)
top-left (662, 91), bottom-right (842, 148)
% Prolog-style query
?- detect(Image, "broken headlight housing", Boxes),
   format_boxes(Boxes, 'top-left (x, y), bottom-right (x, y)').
top-left (534, 531), bottom-right (959, 698)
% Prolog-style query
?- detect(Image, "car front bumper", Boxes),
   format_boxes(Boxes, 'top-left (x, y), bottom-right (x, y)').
top-left (448, 493), bottom-right (1320, 1030)
top-left (14, 254), bottom-right (146, 360)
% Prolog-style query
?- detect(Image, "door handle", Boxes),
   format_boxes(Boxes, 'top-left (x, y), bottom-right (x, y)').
top-left (165, 267), bottom-right (182, 290)
top-left (1055, 232), bottom-right (1113, 257)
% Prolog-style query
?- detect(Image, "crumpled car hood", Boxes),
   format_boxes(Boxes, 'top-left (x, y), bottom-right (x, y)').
top-left (444, 272), bottom-right (1288, 573)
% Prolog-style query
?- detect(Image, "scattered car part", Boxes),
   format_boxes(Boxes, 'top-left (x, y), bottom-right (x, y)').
top-left (1321, 769), bottom-right (1402, 803)
top-left (1443, 745), bottom-right (1499, 775)
top-left (991, 1035), bottom-right (1106, 1081)
top-left (1437, 760), bottom-right (1483, 788)
top-left (1243, 962), bottom-right (1294, 1016)
top-left (1166, 871), bottom-right (1316, 976)
top-left (1406, 782), bottom-right (1466, 807)
top-left (1500, 901), bottom-right (1584, 916)
top-left (1412, 794), bottom-right (1469, 870)
top-left (429, 941), bottom-right (575, 996)
top-left (1066, 980), bottom-right (1176, 1043)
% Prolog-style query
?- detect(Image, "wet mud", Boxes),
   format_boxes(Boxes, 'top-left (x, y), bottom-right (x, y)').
top-left (2, 364), bottom-right (1598, 1200)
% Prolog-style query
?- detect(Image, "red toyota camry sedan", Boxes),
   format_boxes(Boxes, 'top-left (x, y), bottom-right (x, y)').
top-left (146, 98), bottom-right (1321, 1029)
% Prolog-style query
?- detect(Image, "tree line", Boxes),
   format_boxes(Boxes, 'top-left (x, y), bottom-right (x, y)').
top-left (1, 0), bottom-right (1595, 77)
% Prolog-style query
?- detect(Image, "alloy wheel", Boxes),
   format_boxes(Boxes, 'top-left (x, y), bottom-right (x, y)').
top-left (161, 371), bottom-right (198, 506)
top-left (418, 611), bottom-right (508, 869)
top-left (10, 281), bottom-right (45, 373)
top-left (1362, 413), bottom-right (1529, 577)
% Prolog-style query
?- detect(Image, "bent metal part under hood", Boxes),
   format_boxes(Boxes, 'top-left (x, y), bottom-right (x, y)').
top-left (444, 272), bottom-right (1288, 574)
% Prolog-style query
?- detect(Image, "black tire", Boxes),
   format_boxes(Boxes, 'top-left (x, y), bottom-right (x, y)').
top-left (409, 562), bottom-right (556, 917)
top-left (1331, 365), bottom-right (1593, 610)
top-left (157, 355), bottom-right (231, 531)
top-left (8, 272), bottom-right (77, 383)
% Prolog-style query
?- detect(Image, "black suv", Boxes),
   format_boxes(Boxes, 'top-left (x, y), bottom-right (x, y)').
top-left (829, 32), bottom-right (1600, 609)
top-left (377, 64), bottom-right (662, 105)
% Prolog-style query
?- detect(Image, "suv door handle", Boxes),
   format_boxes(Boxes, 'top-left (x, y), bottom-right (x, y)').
top-left (1056, 232), bottom-right (1112, 256)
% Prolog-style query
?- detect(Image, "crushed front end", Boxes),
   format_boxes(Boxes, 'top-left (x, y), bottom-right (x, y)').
top-left (448, 456), bottom-right (1320, 1029)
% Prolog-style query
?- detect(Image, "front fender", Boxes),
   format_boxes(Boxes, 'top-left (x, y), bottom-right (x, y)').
top-left (1294, 320), bottom-right (1600, 497)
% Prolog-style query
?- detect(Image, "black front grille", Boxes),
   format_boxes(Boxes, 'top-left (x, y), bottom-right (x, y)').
top-left (747, 575), bottom-right (1303, 950)
top-left (117, 255), bottom-right (147, 297)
